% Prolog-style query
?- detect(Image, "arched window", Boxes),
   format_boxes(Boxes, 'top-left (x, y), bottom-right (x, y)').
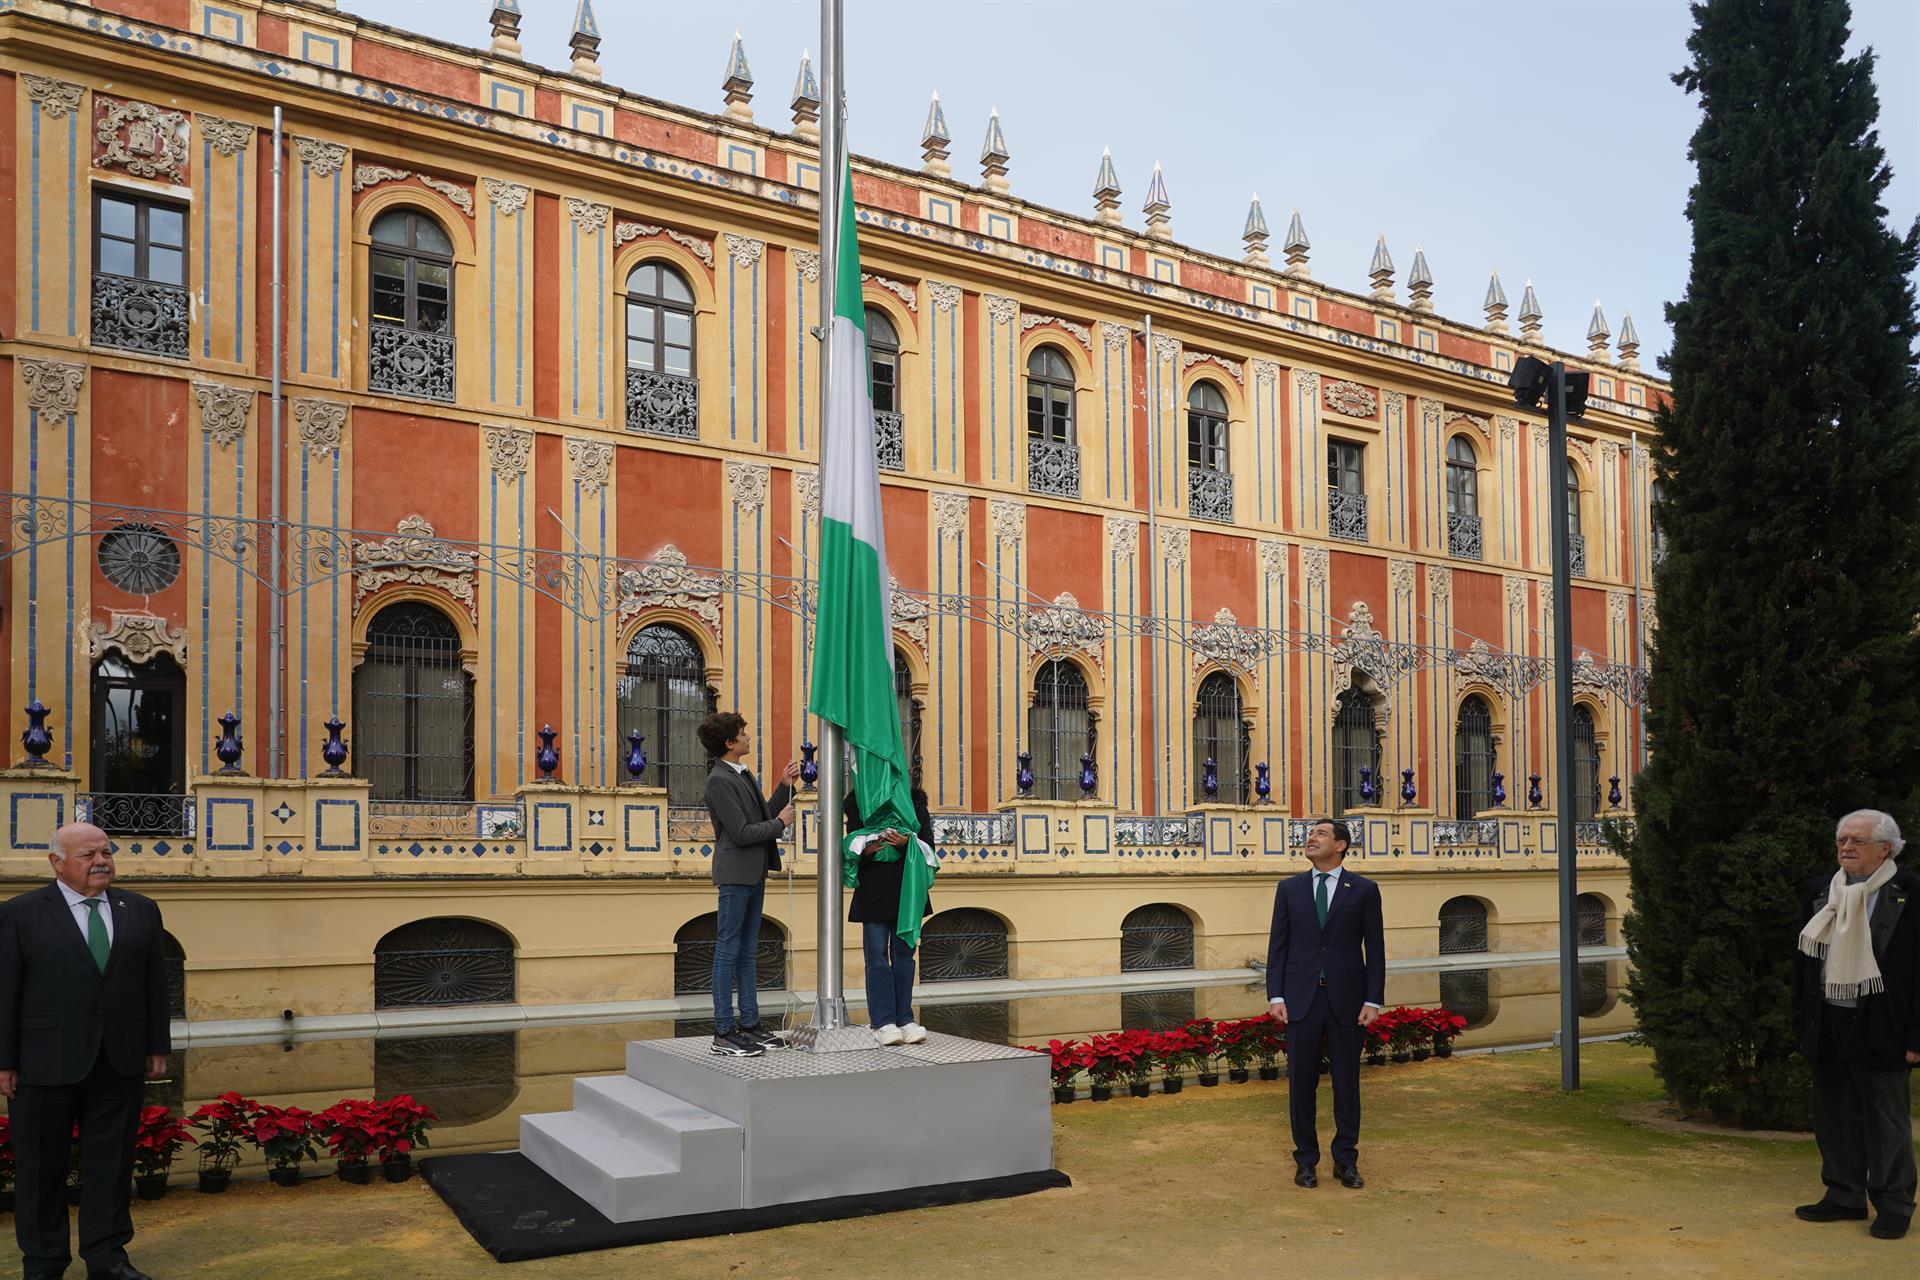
top-left (1570, 705), bottom-right (1601, 821)
top-left (867, 306), bottom-right (905, 470)
top-left (894, 648), bottom-right (923, 790)
top-left (1579, 962), bottom-right (1612, 1018)
top-left (163, 932), bottom-right (186, 1020)
top-left (918, 1002), bottom-right (1011, 1043)
top-left (374, 1031), bottom-right (517, 1127)
top-left (617, 623), bottom-right (715, 807)
top-left (672, 914), bottom-right (788, 995)
top-left (354, 601), bottom-right (473, 803)
top-left (1446, 436), bottom-right (1482, 559)
top-left (1331, 677), bottom-right (1380, 815)
top-left (1029, 659), bottom-right (1092, 801)
top-left (88, 651), bottom-right (188, 835)
top-left (1121, 988), bottom-right (1197, 1031)
top-left (1649, 478), bottom-right (1666, 565)
top-left (1025, 346), bottom-right (1078, 498)
top-left (1576, 893), bottom-right (1607, 948)
top-left (1120, 904), bottom-right (1196, 972)
top-left (624, 261), bottom-right (699, 437)
top-left (1439, 897), bottom-right (1489, 955)
top-left (1454, 695), bottom-right (1495, 819)
top-left (919, 909), bottom-right (1009, 983)
top-left (368, 208), bottom-right (455, 401)
top-left (374, 918), bottom-right (515, 1009)
top-left (1327, 438), bottom-right (1367, 542)
top-left (1566, 466), bottom-right (1586, 575)
top-left (1193, 672), bottom-right (1249, 804)
top-left (1440, 969), bottom-right (1492, 1029)
top-left (1186, 382), bottom-right (1232, 522)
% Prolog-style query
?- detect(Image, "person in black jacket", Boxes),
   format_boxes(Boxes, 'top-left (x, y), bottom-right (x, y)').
top-left (0, 822), bottom-right (170, 1280)
top-left (845, 788), bottom-right (934, 1047)
top-left (1792, 809), bottom-right (1920, 1241)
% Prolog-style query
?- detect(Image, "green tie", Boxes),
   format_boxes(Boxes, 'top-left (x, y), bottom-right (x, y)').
top-left (82, 898), bottom-right (109, 973)
top-left (1315, 872), bottom-right (1331, 928)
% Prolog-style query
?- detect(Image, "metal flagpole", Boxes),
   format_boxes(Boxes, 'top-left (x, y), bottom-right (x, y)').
top-left (808, 0), bottom-right (852, 1042)
top-left (1546, 361), bottom-right (1581, 1092)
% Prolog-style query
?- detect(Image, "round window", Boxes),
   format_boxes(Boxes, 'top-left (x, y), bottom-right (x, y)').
top-left (98, 524), bottom-right (181, 594)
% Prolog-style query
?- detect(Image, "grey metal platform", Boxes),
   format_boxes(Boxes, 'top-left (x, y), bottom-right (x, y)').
top-left (520, 1032), bottom-right (1052, 1222)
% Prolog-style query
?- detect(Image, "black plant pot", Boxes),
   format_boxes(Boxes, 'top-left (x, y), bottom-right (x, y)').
top-left (1258, 1065), bottom-right (1281, 1081)
top-left (1435, 1040), bottom-right (1455, 1059)
top-left (1128, 1081), bottom-right (1152, 1098)
top-left (1052, 1085), bottom-right (1076, 1104)
top-left (1412, 1046), bottom-right (1432, 1062)
top-left (1088, 1084), bottom-right (1113, 1103)
top-left (382, 1155), bottom-right (413, 1183)
top-left (269, 1168), bottom-right (302, 1188)
top-left (1228, 1068), bottom-right (1251, 1084)
top-left (1162, 1075), bottom-right (1184, 1095)
top-left (1198, 1072), bottom-right (1219, 1088)
top-left (134, 1174), bottom-right (170, 1202)
top-left (1391, 1050), bottom-right (1412, 1064)
top-left (338, 1163), bottom-right (372, 1184)
top-left (197, 1169), bottom-right (232, 1194)
top-left (0, 1188), bottom-right (13, 1213)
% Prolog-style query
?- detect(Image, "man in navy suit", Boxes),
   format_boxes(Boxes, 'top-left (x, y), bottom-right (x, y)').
top-left (1267, 818), bottom-right (1386, 1189)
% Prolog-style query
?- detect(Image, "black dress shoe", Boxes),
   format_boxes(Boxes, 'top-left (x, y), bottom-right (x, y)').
top-left (1294, 1165), bottom-right (1317, 1188)
top-left (1871, 1213), bottom-right (1911, 1240)
top-left (1795, 1199), bottom-right (1869, 1222)
top-left (87, 1264), bottom-right (152, 1280)
top-left (1333, 1163), bottom-right (1365, 1189)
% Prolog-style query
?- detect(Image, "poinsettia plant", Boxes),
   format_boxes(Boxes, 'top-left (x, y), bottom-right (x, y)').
top-left (376, 1095), bottom-right (438, 1162)
top-left (251, 1104), bottom-right (320, 1172)
top-left (1214, 1018), bottom-right (1258, 1069)
top-left (1429, 1008), bottom-right (1469, 1044)
top-left (132, 1107), bottom-right (194, 1179)
top-left (1025, 1040), bottom-right (1093, 1089)
top-left (317, 1099), bottom-right (392, 1168)
top-left (188, 1092), bottom-right (261, 1171)
top-left (0, 1115), bottom-right (14, 1189)
top-left (1182, 1018), bottom-right (1219, 1070)
top-left (1155, 1028), bottom-right (1203, 1076)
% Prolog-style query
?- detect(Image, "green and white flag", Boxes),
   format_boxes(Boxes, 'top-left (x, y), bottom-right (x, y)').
top-left (806, 153), bottom-right (937, 945)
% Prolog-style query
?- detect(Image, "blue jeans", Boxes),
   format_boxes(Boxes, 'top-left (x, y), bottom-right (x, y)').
top-left (712, 882), bottom-right (765, 1034)
top-left (862, 921), bottom-right (916, 1029)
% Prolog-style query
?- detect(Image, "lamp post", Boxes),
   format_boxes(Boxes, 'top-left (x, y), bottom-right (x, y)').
top-left (1509, 353), bottom-right (1588, 1093)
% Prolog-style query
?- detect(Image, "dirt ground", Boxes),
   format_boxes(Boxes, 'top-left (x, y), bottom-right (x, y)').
top-left (91, 1043), bottom-right (1914, 1278)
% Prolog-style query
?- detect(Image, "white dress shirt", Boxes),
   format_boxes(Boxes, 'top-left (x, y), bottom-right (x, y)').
top-left (56, 879), bottom-right (114, 949)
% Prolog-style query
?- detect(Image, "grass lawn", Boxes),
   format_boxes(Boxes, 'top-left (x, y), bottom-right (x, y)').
top-left (114, 1043), bottom-right (1911, 1278)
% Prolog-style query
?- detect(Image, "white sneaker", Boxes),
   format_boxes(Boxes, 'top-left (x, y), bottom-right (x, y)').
top-left (875, 1023), bottom-right (905, 1046)
top-left (900, 1022), bottom-right (928, 1044)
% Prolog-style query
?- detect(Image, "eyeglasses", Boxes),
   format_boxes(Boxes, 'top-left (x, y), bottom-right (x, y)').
top-left (1836, 837), bottom-right (1889, 849)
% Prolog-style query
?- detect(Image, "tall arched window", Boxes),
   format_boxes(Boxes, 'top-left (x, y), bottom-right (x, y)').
top-left (163, 932), bottom-right (186, 1020)
top-left (894, 648), bottom-right (923, 790)
top-left (1187, 382), bottom-right (1232, 522)
top-left (1120, 904), bottom-right (1196, 972)
top-left (88, 651), bottom-right (188, 835)
top-left (1446, 436), bottom-right (1482, 559)
top-left (1331, 677), bottom-right (1380, 814)
top-left (867, 306), bottom-right (905, 471)
top-left (354, 602), bottom-right (472, 803)
top-left (1576, 893), bottom-right (1607, 948)
top-left (1649, 478), bottom-right (1667, 565)
top-left (1029, 659), bottom-right (1092, 801)
top-left (1570, 704), bottom-right (1601, 821)
top-left (919, 909), bottom-right (1009, 983)
top-left (374, 917), bottom-right (515, 1009)
top-left (617, 623), bottom-right (715, 806)
top-left (368, 208), bottom-right (455, 401)
top-left (1566, 466), bottom-right (1586, 576)
top-left (1454, 695), bottom-right (1495, 819)
top-left (624, 261), bottom-right (699, 437)
top-left (1193, 672), bottom-right (1248, 804)
top-left (1025, 345), bottom-right (1078, 498)
top-left (1439, 897), bottom-right (1489, 954)
top-left (1327, 438), bottom-right (1368, 542)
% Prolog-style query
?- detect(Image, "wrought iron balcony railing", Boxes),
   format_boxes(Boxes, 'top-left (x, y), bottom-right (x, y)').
top-left (874, 410), bottom-right (905, 472)
top-left (1027, 437), bottom-right (1081, 499)
top-left (368, 322), bottom-right (456, 402)
top-left (1569, 532), bottom-right (1587, 577)
top-left (932, 812), bottom-right (1017, 848)
top-left (91, 274), bottom-right (189, 360)
top-left (626, 368), bottom-right (700, 439)
top-left (1328, 487), bottom-right (1369, 543)
top-left (76, 792), bottom-right (195, 839)
top-left (1433, 819), bottom-right (1499, 847)
top-left (367, 801), bottom-right (522, 840)
top-left (1188, 466), bottom-right (1234, 524)
top-left (1114, 815), bottom-right (1204, 848)
top-left (1448, 511), bottom-right (1483, 560)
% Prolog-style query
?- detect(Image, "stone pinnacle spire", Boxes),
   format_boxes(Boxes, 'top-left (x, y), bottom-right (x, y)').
top-left (920, 92), bottom-right (951, 177)
top-left (1243, 195), bottom-right (1270, 268)
top-left (1093, 148), bottom-right (1122, 227)
top-left (1142, 162), bottom-right (1171, 239)
top-left (722, 31), bottom-right (755, 123)
top-left (489, 0), bottom-right (523, 59)
top-left (1368, 234), bottom-right (1395, 303)
top-left (1408, 245), bottom-right (1433, 313)
top-left (1282, 209), bottom-right (1310, 277)
top-left (979, 108), bottom-right (1009, 193)
top-left (1617, 310), bottom-right (1641, 370)
top-left (1518, 280), bottom-right (1544, 341)
top-left (569, 0), bottom-right (601, 80)
top-left (1484, 271), bottom-right (1510, 334)
top-left (790, 51), bottom-right (820, 141)
top-left (1587, 300), bottom-right (1610, 360)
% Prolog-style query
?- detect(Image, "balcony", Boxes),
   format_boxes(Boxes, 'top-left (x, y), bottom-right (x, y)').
top-left (626, 368), bottom-right (700, 439)
top-left (874, 410), bottom-right (905, 472)
top-left (1188, 466), bottom-right (1234, 524)
top-left (368, 322), bottom-right (455, 402)
top-left (1569, 532), bottom-right (1587, 577)
top-left (1028, 437), bottom-right (1080, 499)
top-left (1327, 487), bottom-right (1369, 543)
top-left (91, 273), bottom-right (189, 360)
top-left (1448, 511), bottom-right (1483, 560)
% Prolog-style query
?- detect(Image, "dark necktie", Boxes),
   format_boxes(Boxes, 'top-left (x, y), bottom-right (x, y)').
top-left (1316, 873), bottom-right (1331, 927)
top-left (83, 898), bottom-right (110, 973)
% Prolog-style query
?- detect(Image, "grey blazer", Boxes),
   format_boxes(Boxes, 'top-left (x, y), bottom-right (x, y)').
top-left (704, 761), bottom-right (792, 886)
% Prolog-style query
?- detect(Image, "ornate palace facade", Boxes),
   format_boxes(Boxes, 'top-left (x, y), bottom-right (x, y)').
top-left (0, 0), bottom-right (1655, 1027)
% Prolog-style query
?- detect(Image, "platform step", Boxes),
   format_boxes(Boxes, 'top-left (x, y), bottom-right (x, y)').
top-left (521, 1098), bottom-right (744, 1223)
top-left (573, 1074), bottom-right (739, 1165)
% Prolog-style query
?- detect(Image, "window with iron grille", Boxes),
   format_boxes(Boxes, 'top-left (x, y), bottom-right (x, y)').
top-left (624, 262), bottom-right (700, 437)
top-left (1454, 695), bottom-right (1495, 819)
top-left (867, 307), bottom-right (905, 471)
top-left (894, 648), bottom-right (924, 790)
top-left (1576, 893), bottom-right (1607, 947)
top-left (918, 1002), bottom-right (1010, 1043)
top-left (1570, 704), bottom-right (1601, 821)
top-left (1566, 467), bottom-right (1586, 576)
top-left (1330, 679), bottom-right (1379, 814)
top-left (1649, 478), bottom-right (1667, 565)
top-left (1186, 382), bottom-right (1233, 522)
top-left (373, 1031), bottom-right (519, 1127)
top-left (1438, 897), bottom-right (1489, 954)
top-left (618, 623), bottom-right (715, 807)
top-left (1439, 968), bottom-right (1491, 1027)
top-left (1446, 435), bottom-right (1483, 559)
top-left (369, 209), bottom-right (455, 401)
top-left (1120, 904), bottom-right (1196, 972)
top-left (374, 917), bottom-right (515, 1009)
top-left (1327, 438), bottom-right (1367, 542)
top-left (919, 909), bottom-right (1010, 983)
top-left (353, 602), bottom-right (473, 803)
top-left (163, 932), bottom-right (186, 1020)
top-left (1029, 659), bottom-right (1092, 800)
top-left (1121, 988), bottom-right (1197, 1031)
top-left (92, 190), bottom-right (189, 359)
top-left (90, 652), bottom-right (186, 825)
top-left (1578, 962), bottom-right (1611, 1018)
top-left (1193, 672), bottom-right (1249, 805)
top-left (672, 913), bottom-right (788, 994)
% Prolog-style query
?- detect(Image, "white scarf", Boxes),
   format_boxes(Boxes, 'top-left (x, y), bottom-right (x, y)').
top-left (1798, 859), bottom-right (1899, 1000)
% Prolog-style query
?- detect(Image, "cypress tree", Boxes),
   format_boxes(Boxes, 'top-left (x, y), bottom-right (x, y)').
top-left (1624, 0), bottom-right (1920, 1126)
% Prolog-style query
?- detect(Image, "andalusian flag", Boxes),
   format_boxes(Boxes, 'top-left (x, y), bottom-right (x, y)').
top-left (807, 153), bottom-right (937, 945)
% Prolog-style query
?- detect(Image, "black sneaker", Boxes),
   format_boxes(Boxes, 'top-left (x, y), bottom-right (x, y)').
top-left (738, 1023), bottom-right (784, 1050)
top-left (710, 1030), bottom-right (765, 1057)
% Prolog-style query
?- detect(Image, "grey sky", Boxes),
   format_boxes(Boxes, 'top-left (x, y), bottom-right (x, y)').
top-left (360, 0), bottom-right (1919, 366)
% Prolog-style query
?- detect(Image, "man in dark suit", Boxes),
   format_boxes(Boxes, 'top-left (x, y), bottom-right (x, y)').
top-left (1267, 818), bottom-right (1386, 1190)
top-left (697, 712), bottom-right (798, 1059)
top-left (0, 822), bottom-right (170, 1280)
top-left (1792, 809), bottom-right (1920, 1240)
